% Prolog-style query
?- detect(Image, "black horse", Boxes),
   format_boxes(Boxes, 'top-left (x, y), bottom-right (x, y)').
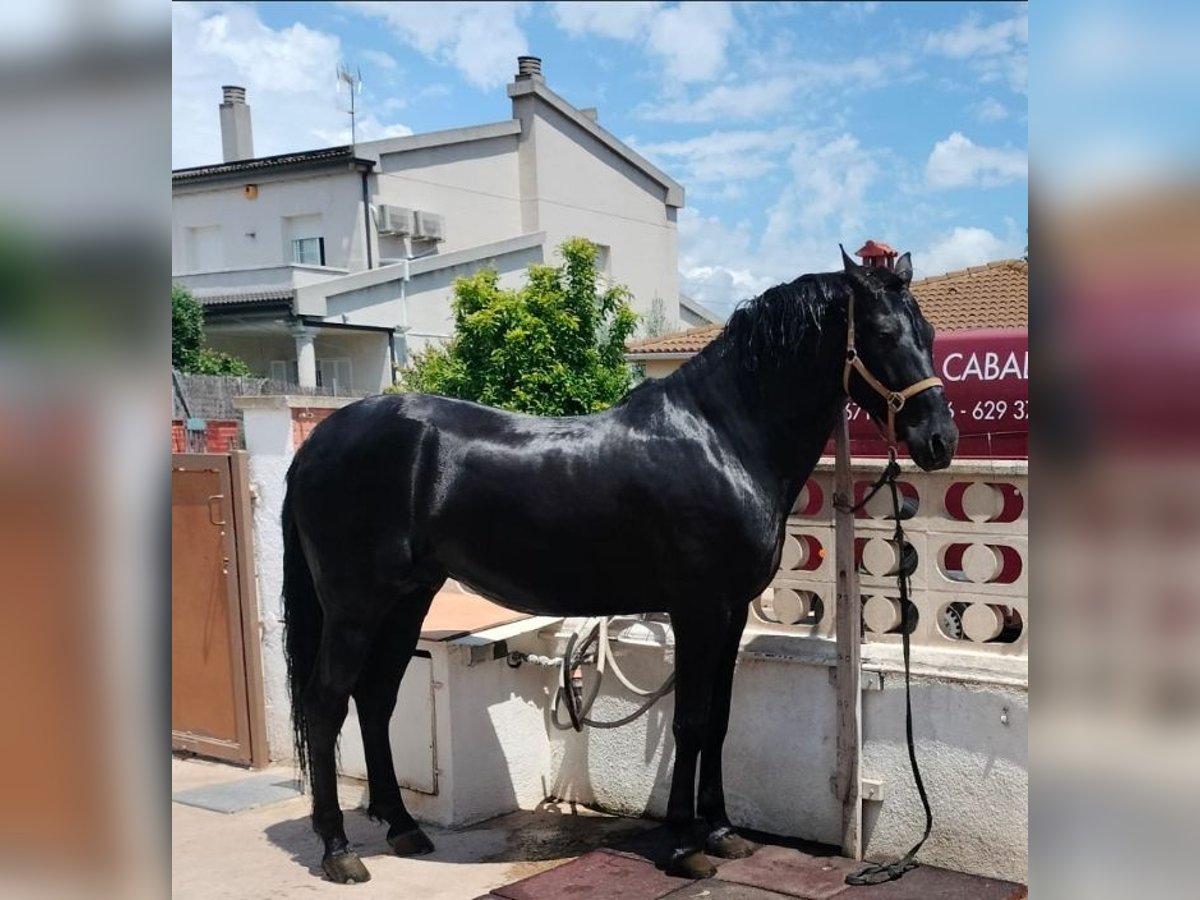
top-left (282, 249), bottom-right (957, 884)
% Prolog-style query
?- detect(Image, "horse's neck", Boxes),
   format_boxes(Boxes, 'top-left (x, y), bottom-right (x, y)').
top-left (671, 316), bottom-right (845, 506)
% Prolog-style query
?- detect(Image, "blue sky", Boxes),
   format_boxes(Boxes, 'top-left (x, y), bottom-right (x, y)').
top-left (173, 2), bottom-right (1028, 316)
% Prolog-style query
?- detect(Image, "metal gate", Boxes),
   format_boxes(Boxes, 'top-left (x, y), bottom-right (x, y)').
top-left (172, 452), bottom-right (267, 766)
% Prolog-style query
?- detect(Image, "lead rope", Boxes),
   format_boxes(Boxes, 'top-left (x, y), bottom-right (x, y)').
top-left (841, 456), bottom-right (934, 887)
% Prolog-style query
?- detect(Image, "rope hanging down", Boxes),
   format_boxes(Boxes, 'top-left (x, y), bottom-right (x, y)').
top-left (839, 456), bottom-right (934, 886)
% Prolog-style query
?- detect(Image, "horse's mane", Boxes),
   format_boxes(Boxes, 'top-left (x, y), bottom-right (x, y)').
top-left (695, 272), bottom-right (848, 375)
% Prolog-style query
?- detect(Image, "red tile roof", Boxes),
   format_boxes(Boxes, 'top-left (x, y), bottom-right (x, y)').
top-left (626, 259), bottom-right (1028, 356)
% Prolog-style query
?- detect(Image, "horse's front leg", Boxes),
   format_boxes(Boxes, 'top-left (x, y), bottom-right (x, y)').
top-left (697, 601), bottom-right (755, 860)
top-left (663, 611), bottom-right (724, 879)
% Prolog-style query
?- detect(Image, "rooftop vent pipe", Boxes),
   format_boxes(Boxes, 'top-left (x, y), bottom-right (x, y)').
top-left (219, 84), bottom-right (254, 163)
top-left (516, 56), bottom-right (543, 81)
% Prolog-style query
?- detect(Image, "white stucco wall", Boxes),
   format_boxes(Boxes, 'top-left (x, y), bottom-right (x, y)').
top-left (322, 243), bottom-right (545, 360)
top-left (238, 406), bottom-right (295, 759)
top-left (518, 97), bottom-right (679, 317)
top-left (373, 134), bottom-right (522, 256)
top-left (173, 170), bottom-right (369, 274)
top-left (537, 634), bottom-right (1027, 884)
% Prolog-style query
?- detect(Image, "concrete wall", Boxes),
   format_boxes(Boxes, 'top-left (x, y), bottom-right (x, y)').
top-left (173, 170), bottom-right (369, 273)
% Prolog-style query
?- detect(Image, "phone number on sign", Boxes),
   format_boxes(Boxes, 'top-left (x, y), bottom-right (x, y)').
top-left (847, 399), bottom-right (1028, 424)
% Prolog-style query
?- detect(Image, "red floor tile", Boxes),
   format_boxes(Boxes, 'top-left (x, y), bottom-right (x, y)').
top-left (488, 848), bottom-right (694, 900)
top-left (838, 863), bottom-right (1027, 900)
top-left (715, 845), bottom-right (858, 899)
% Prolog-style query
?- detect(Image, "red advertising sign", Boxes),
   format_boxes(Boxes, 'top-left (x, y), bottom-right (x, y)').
top-left (836, 328), bottom-right (1028, 459)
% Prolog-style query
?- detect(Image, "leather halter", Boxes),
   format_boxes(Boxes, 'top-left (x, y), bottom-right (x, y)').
top-left (843, 291), bottom-right (943, 447)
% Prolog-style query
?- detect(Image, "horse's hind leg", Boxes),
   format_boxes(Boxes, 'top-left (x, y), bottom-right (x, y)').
top-left (304, 614), bottom-right (376, 884)
top-left (353, 587), bottom-right (438, 857)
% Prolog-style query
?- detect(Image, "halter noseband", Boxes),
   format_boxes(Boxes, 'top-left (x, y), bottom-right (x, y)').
top-left (843, 291), bottom-right (943, 447)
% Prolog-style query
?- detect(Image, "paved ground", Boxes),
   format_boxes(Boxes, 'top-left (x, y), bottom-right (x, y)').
top-left (173, 757), bottom-right (1025, 900)
top-left (172, 756), bottom-right (657, 899)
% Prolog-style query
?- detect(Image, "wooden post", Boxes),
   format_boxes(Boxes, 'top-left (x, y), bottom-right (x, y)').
top-left (833, 411), bottom-right (863, 859)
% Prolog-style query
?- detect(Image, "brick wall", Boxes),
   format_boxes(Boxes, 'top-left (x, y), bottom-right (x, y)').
top-left (171, 419), bottom-right (242, 453)
top-left (291, 408), bottom-right (338, 448)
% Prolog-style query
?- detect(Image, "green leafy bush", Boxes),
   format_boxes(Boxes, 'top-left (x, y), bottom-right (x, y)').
top-left (172, 283), bottom-right (251, 376)
top-left (394, 238), bottom-right (638, 416)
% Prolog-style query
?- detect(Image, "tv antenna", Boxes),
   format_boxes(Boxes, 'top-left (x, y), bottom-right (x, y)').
top-left (336, 64), bottom-right (364, 148)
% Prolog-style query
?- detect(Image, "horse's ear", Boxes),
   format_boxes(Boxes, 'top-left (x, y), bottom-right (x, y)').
top-left (895, 252), bottom-right (913, 285)
top-left (840, 244), bottom-right (858, 273)
top-left (840, 244), bottom-right (873, 295)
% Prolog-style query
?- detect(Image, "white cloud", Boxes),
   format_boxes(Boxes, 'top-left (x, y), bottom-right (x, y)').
top-left (925, 132), bottom-right (1026, 189)
top-left (641, 77), bottom-right (796, 123)
top-left (361, 48), bottom-right (397, 71)
top-left (553, 1), bottom-right (734, 85)
top-left (764, 133), bottom-right (880, 245)
top-left (343, 1), bottom-right (529, 90)
top-left (792, 54), bottom-right (911, 90)
top-left (925, 11), bottom-right (1027, 93)
top-left (172, 4), bottom-right (411, 168)
top-left (648, 2), bottom-right (735, 83)
top-left (673, 131), bottom-right (886, 313)
top-left (632, 127), bottom-right (799, 185)
top-left (312, 116), bottom-right (414, 147)
top-left (975, 97), bottom-right (1009, 123)
top-left (551, 1), bottom-right (662, 41)
top-left (915, 226), bottom-right (1024, 278)
top-left (925, 13), bottom-right (1027, 59)
top-left (638, 51), bottom-right (912, 124)
top-left (677, 210), bottom-right (776, 314)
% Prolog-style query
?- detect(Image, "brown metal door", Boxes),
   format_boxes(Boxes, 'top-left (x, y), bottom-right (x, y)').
top-left (172, 453), bottom-right (260, 764)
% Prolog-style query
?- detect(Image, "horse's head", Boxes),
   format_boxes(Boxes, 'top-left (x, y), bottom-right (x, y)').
top-left (840, 247), bottom-right (958, 471)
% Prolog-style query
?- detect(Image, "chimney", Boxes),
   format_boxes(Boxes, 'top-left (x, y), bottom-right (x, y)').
top-left (219, 85), bottom-right (254, 162)
top-left (515, 55), bottom-right (544, 82)
top-left (855, 239), bottom-right (898, 271)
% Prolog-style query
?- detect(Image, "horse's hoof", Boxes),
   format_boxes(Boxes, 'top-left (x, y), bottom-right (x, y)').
top-left (322, 850), bottom-right (371, 884)
top-left (389, 826), bottom-right (435, 856)
top-left (706, 827), bottom-right (755, 859)
top-left (666, 848), bottom-right (717, 879)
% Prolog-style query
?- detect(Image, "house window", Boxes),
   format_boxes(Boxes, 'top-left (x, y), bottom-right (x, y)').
top-left (186, 225), bottom-right (223, 271)
top-left (317, 357), bottom-right (353, 393)
top-left (269, 356), bottom-right (353, 392)
top-left (292, 236), bottom-right (325, 266)
top-left (595, 244), bottom-right (611, 276)
top-left (270, 360), bottom-right (299, 385)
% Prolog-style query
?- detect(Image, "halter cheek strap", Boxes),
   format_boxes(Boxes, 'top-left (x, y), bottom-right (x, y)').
top-left (843, 293), bottom-right (943, 447)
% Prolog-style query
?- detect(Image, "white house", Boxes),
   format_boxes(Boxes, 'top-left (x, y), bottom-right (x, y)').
top-left (172, 57), bottom-right (711, 393)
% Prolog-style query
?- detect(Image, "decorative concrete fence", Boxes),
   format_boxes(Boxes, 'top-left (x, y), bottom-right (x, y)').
top-left (760, 459), bottom-right (1027, 668)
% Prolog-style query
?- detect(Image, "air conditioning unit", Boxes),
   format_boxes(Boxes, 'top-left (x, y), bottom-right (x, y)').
top-left (376, 205), bottom-right (413, 236)
top-left (412, 210), bottom-right (445, 242)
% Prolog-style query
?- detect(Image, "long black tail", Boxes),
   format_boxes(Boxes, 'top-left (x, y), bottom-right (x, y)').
top-left (281, 475), bottom-right (322, 784)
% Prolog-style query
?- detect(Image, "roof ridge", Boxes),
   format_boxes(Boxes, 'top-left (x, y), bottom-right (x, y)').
top-left (912, 257), bottom-right (1026, 286)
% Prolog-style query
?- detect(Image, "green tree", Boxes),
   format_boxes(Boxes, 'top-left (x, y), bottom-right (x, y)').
top-left (395, 238), bottom-right (638, 415)
top-left (172, 283), bottom-right (252, 375)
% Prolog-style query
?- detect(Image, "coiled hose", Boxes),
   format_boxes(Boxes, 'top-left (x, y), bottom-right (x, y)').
top-left (549, 618), bottom-right (676, 731)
